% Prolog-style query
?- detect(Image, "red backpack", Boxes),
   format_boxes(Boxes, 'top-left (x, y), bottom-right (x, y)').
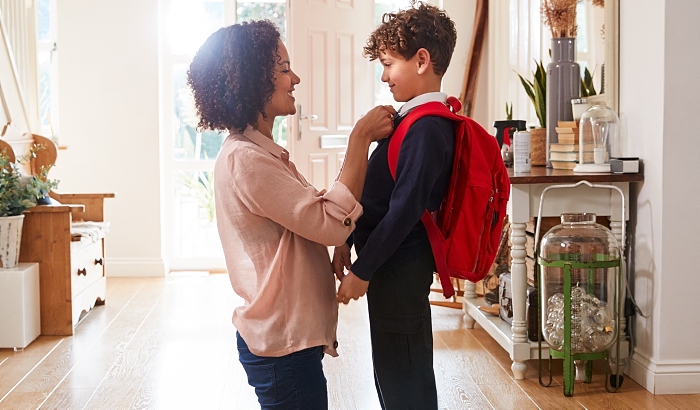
top-left (388, 97), bottom-right (510, 298)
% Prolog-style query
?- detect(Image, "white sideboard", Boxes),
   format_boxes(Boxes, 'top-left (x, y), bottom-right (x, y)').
top-left (462, 168), bottom-right (644, 379)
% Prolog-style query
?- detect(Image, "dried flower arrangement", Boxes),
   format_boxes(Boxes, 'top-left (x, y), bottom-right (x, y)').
top-left (541, 0), bottom-right (579, 38)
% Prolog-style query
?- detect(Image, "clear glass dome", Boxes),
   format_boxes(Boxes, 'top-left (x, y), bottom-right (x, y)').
top-left (574, 102), bottom-right (620, 173)
top-left (539, 213), bottom-right (620, 353)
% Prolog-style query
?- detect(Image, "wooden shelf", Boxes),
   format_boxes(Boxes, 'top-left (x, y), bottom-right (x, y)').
top-left (508, 167), bottom-right (644, 184)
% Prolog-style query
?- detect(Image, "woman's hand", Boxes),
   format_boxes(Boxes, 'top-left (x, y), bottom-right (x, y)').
top-left (337, 104), bottom-right (396, 200)
top-left (332, 243), bottom-right (352, 282)
top-left (352, 105), bottom-right (397, 143)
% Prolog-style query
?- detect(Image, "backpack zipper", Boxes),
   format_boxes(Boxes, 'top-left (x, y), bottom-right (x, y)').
top-left (472, 192), bottom-right (495, 271)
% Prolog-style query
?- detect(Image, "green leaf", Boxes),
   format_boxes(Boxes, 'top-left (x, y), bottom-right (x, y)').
top-left (518, 73), bottom-right (536, 107)
top-left (534, 77), bottom-right (547, 128)
top-left (584, 67), bottom-right (596, 96)
top-left (516, 59), bottom-right (547, 128)
top-left (536, 61), bottom-right (547, 95)
top-left (580, 67), bottom-right (597, 97)
top-left (505, 102), bottom-right (513, 120)
top-left (0, 147), bottom-right (59, 216)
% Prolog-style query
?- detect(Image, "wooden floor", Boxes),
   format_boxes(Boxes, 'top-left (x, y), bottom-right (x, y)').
top-left (1, 275), bottom-right (699, 410)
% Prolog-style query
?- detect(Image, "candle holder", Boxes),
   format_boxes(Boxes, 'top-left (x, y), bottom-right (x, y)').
top-left (573, 102), bottom-right (619, 173)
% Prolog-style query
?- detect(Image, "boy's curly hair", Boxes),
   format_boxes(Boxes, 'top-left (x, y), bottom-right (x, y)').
top-left (363, 1), bottom-right (457, 76)
top-left (187, 20), bottom-right (280, 132)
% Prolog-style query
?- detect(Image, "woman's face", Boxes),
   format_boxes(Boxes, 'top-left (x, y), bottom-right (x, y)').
top-left (264, 40), bottom-right (301, 119)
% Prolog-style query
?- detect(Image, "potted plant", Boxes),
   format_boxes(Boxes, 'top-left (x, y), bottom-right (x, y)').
top-left (517, 60), bottom-right (547, 166)
top-left (0, 146), bottom-right (59, 268)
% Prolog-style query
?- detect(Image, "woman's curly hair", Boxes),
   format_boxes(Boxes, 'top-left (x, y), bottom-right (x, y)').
top-left (363, 1), bottom-right (456, 76)
top-left (187, 20), bottom-right (280, 132)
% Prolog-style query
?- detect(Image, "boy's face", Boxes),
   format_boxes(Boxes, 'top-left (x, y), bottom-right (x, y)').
top-left (378, 49), bottom-right (423, 102)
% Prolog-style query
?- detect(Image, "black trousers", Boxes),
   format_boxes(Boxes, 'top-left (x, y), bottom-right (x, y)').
top-left (366, 242), bottom-right (438, 410)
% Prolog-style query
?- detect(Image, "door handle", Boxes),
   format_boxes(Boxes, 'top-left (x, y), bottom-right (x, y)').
top-left (297, 104), bottom-right (318, 140)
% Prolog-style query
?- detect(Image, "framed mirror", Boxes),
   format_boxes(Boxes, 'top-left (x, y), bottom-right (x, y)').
top-left (575, 0), bottom-right (619, 111)
top-left (604, 0), bottom-right (620, 112)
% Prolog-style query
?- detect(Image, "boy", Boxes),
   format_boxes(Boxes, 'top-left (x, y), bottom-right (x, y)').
top-left (333, 2), bottom-right (457, 409)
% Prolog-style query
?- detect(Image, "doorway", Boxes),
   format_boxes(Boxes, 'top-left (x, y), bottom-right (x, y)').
top-left (162, 0), bottom-right (407, 271)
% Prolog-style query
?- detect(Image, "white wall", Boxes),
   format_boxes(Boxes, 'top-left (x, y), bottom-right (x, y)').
top-left (54, 0), bottom-right (166, 276)
top-left (621, 0), bottom-right (700, 394)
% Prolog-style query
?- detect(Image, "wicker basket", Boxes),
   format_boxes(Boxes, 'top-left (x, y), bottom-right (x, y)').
top-left (530, 127), bottom-right (547, 166)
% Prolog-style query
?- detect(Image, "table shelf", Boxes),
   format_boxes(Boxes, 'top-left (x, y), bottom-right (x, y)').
top-left (462, 296), bottom-right (547, 361)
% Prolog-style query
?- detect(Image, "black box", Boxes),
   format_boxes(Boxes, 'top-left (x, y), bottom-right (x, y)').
top-left (527, 287), bottom-right (541, 342)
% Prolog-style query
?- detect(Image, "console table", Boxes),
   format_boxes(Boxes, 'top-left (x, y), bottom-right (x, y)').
top-left (462, 167), bottom-right (644, 379)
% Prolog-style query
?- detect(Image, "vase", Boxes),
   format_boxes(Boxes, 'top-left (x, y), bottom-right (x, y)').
top-left (0, 215), bottom-right (24, 269)
top-left (546, 38), bottom-right (581, 168)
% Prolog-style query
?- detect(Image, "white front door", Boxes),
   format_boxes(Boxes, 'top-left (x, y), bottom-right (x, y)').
top-left (288, 0), bottom-right (373, 190)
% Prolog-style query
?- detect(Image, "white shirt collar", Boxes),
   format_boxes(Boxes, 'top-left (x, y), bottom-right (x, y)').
top-left (397, 92), bottom-right (447, 117)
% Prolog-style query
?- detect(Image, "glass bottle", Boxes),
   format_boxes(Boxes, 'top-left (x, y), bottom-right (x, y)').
top-left (539, 213), bottom-right (620, 354)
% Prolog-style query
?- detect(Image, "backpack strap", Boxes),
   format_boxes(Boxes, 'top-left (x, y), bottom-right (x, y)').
top-left (386, 98), bottom-right (463, 298)
top-left (387, 98), bottom-right (461, 178)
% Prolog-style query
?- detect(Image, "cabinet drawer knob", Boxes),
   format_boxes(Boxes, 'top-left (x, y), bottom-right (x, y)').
top-left (77, 268), bottom-right (87, 276)
top-left (95, 258), bottom-right (104, 265)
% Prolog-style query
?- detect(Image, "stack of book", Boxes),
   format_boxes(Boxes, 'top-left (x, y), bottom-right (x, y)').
top-left (550, 121), bottom-right (592, 169)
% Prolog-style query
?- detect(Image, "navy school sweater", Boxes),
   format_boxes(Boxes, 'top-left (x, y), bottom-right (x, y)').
top-left (349, 115), bottom-right (455, 281)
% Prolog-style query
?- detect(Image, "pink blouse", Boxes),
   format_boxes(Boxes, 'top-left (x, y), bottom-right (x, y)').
top-left (214, 125), bottom-right (362, 357)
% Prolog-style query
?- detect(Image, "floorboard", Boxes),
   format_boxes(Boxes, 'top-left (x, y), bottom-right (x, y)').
top-left (0, 275), bottom-right (697, 409)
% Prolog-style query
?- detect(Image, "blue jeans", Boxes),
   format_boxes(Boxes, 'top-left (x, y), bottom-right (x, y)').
top-left (236, 332), bottom-right (328, 409)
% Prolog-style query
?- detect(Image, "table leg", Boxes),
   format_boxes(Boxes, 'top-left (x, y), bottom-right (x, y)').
top-left (510, 221), bottom-right (529, 379)
top-left (462, 280), bottom-right (477, 328)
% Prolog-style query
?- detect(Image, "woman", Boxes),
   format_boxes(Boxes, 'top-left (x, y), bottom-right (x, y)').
top-left (187, 20), bottom-right (395, 409)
